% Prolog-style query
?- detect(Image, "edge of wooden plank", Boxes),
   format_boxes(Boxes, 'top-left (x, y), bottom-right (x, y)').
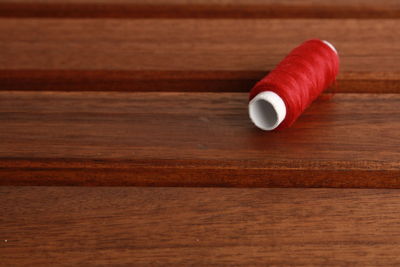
top-left (1, 158), bottom-right (399, 188)
top-left (1, 70), bottom-right (399, 93)
top-left (0, 2), bottom-right (399, 19)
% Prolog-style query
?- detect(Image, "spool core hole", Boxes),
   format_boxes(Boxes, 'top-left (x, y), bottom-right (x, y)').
top-left (249, 98), bottom-right (279, 130)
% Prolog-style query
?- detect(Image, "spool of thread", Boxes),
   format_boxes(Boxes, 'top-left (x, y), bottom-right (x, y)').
top-left (248, 39), bottom-right (339, 131)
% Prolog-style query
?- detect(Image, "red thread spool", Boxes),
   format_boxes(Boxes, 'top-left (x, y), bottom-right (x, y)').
top-left (249, 39), bottom-right (339, 130)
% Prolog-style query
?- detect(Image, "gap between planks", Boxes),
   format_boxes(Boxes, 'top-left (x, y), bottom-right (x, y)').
top-left (0, 0), bottom-right (399, 18)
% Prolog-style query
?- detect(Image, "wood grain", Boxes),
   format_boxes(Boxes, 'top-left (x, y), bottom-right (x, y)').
top-left (0, 19), bottom-right (399, 93)
top-left (1, 91), bottom-right (399, 187)
top-left (0, 0), bottom-right (399, 18)
top-left (3, 186), bottom-right (400, 266)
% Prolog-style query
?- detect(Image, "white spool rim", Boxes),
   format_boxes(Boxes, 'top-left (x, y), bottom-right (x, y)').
top-left (249, 91), bottom-right (287, 131)
top-left (322, 40), bottom-right (338, 54)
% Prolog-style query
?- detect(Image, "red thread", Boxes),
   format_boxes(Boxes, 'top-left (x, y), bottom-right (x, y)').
top-left (249, 39), bottom-right (339, 129)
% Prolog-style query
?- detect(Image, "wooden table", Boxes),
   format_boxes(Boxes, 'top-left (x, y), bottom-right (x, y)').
top-left (1, 0), bottom-right (400, 265)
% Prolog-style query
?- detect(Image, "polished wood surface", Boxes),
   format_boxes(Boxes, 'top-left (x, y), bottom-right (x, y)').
top-left (0, 19), bottom-right (399, 93)
top-left (3, 186), bottom-right (400, 266)
top-left (1, 91), bottom-right (399, 187)
top-left (1, 0), bottom-right (400, 265)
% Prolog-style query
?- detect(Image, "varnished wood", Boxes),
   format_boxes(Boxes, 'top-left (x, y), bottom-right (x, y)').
top-left (1, 0), bottom-right (400, 264)
top-left (1, 91), bottom-right (399, 187)
top-left (3, 186), bottom-right (400, 265)
top-left (0, 0), bottom-right (399, 18)
top-left (0, 19), bottom-right (399, 93)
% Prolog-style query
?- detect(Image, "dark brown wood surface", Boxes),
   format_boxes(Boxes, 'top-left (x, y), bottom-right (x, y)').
top-left (1, 91), bottom-right (399, 187)
top-left (1, 0), bottom-right (400, 265)
top-left (1, 0), bottom-right (399, 18)
top-left (3, 186), bottom-right (400, 266)
top-left (0, 19), bottom-right (399, 93)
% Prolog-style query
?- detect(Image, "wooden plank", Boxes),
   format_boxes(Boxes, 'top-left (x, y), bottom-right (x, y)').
top-left (0, 91), bottom-right (399, 187)
top-left (0, 0), bottom-right (399, 18)
top-left (0, 19), bottom-right (399, 93)
top-left (2, 186), bottom-right (400, 266)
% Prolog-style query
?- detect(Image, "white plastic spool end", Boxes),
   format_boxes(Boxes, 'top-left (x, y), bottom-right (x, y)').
top-left (249, 91), bottom-right (287, 131)
top-left (322, 40), bottom-right (338, 54)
